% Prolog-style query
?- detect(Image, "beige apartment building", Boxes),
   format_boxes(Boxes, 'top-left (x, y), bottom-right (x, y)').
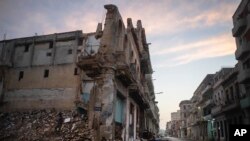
top-left (0, 4), bottom-right (159, 141)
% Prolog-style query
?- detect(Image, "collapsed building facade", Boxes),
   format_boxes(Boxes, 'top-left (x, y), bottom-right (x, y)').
top-left (0, 4), bottom-right (159, 141)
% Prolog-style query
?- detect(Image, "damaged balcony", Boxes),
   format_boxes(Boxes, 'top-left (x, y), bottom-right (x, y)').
top-left (211, 105), bottom-right (222, 116)
top-left (129, 83), bottom-right (145, 108)
top-left (115, 51), bottom-right (135, 86)
top-left (77, 55), bottom-right (102, 78)
top-left (77, 33), bottom-right (102, 78)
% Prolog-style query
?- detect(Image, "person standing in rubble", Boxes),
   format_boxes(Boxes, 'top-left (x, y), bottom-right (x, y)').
top-left (55, 112), bottom-right (64, 132)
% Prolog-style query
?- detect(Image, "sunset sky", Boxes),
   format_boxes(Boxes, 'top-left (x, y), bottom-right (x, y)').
top-left (0, 0), bottom-right (241, 129)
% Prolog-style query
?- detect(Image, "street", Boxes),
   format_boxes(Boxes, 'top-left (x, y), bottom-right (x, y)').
top-left (159, 137), bottom-right (193, 141)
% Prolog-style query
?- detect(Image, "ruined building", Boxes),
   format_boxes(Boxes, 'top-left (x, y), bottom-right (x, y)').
top-left (0, 4), bottom-right (159, 140)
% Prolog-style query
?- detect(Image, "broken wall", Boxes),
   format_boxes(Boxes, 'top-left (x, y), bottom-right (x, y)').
top-left (1, 64), bottom-right (80, 111)
top-left (0, 31), bottom-right (84, 111)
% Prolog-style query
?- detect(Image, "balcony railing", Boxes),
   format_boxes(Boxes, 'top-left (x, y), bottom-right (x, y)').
top-left (213, 78), bottom-right (223, 89)
top-left (201, 85), bottom-right (212, 96)
top-left (211, 105), bottom-right (222, 115)
top-left (204, 99), bottom-right (213, 108)
top-left (222, 100), bottom-right (240, 113)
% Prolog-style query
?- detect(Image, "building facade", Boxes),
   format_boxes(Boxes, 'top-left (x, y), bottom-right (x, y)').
top-left (167, 110), bottom-right (181, 137)
top-left (179, 100), bottom-right (192, 138)
top-left (0, 4), bottom-right (159, 141)
top-left (181, 66), bottom-right (247, 141)
top-left (232, 0), bottom-right (250, 125)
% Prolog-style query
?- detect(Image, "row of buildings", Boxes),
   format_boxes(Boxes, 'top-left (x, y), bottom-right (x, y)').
top-left (166, 0), bottom-right (250, 141)
top-left (0, 4), bottom-right (159, 140)
top-left (165, 110), bottom-right (181, 137)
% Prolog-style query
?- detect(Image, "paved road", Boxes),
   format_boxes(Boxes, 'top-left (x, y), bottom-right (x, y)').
top-left (159, 137), bottom-right (193, 141)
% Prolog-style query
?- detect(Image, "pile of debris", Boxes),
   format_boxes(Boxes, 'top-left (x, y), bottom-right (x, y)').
top-left (0, 109), bottom-right (95, 141)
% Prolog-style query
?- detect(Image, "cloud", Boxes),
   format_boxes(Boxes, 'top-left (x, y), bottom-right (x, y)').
top-left (153, 33), bottom-right (236, 68)
top-left (118, 0), bottom-right (238, 36)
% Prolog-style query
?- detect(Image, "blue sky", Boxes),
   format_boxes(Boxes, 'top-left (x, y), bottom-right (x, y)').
top-left (0, 0), bottom-right (241, 129)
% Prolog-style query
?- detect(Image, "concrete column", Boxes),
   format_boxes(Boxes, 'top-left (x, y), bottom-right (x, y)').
top-left (95, 69), bottom-right (116, 141)
top-left (52, 34), bottom-right (57, 65)
top-left (30, 36), bottom-right (35, 67)
top-left (133, 104), bottom-right (137, 140)
top-left (125, 97), bottom-right (130, 141)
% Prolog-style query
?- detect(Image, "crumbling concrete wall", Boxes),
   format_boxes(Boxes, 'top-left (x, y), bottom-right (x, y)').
top-left (55, 40), bottom-right (76, 64)
top-left (32, 42), bottom-right (52, 66)
top-left (0, 41), bottom-right (14, 66)
top-left (14, 45), bottom-right (33, 67)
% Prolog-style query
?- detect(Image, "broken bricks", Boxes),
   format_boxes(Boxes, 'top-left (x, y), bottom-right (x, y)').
top-left (0, 110), bottom-right (95, 141)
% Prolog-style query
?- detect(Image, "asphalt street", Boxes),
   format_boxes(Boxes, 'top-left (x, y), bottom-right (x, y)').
top-left (158, 137), bottom-right (194, 141)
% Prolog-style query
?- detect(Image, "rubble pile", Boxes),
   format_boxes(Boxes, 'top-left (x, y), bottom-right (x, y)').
top-left (0, 109), bottom-right (95, 141)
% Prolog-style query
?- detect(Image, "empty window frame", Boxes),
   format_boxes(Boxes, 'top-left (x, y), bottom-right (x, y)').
top-left (74, 68), bottom-right (79, 75)
top-left (18, 71), bottom-right (24, 81)
top-left (44, 69), bottom-right (49, 78)
top-left (49, 42), bottom-right (53, 49)
top-left (68, 49), bottom-right (73, 54)
top-left (78, 38), bottom-right (83, 46)
top-left (24, 44), bottom-right (29, 52)
top-left (46, 52), bottom-right (52, 56)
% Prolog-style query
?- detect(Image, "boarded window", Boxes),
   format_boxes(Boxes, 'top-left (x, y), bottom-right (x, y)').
top-left (18, 71), bottom-right (24, 81)
top-left (115, 94), bottom-right (124, 123)
top-left (44, 69), bottom-right (49, 78)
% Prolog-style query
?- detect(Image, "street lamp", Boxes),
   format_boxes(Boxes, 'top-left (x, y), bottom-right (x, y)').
top-left (155, 92), bottom-right (163, 94)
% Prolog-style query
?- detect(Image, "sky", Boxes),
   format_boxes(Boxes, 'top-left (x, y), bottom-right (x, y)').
top-left (0, 0), bottom-right (241, 129)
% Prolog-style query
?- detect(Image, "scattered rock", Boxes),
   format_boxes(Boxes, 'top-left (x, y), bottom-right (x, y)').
top-left (0, 110), bottom-right (94, 141)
